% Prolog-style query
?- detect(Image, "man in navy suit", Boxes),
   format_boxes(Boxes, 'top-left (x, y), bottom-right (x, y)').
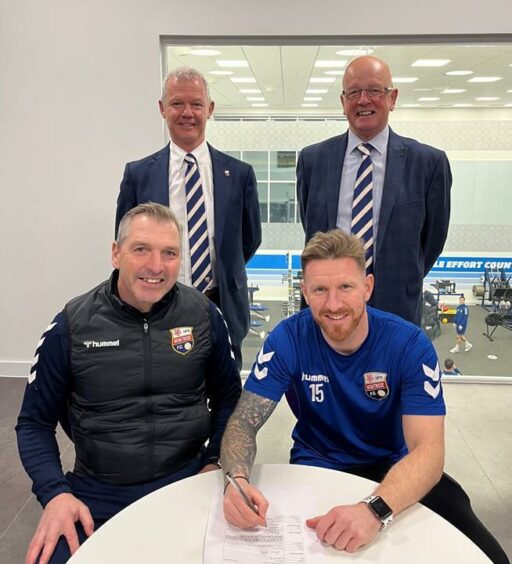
top-left (116, 67), bottom-right (261, 367)
top-left (297, 56), bottom-right (452, 325)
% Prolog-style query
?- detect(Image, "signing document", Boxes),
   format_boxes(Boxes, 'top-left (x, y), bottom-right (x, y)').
top-left (204, 486), bottom-right (325, 564)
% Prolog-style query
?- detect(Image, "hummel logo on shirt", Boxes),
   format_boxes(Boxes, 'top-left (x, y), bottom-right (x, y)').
top-left (83, 339), bottom-right (120, 349)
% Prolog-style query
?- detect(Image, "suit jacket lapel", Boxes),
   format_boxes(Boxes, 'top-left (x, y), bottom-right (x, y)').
top-left (327, 134), bottom-right (348, 229)
top-left (155, 144), bottom-right (170, 206)
top-left (376, 129), bottom-right (406, 256)
top-left (209, 143), bottom-right (230, 253)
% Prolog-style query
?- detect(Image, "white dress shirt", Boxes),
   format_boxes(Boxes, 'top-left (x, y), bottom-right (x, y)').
top-left (168, 140), bottom-right (217, 288)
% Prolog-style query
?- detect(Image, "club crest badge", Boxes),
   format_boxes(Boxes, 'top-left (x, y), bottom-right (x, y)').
top-left (170, 327), bottom-right (194, 355)
top-left (363, 372), bottom-right (389, 401)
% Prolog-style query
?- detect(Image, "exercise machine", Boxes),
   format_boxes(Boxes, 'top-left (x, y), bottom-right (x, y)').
top-left (474, 267), bottom-right (511, 312)
top-left (247, 284), bottom-right (269, 339)
top-left (483, 288), bottom-right (512, 341)
top-left (281, 254), bottom-right (302, 318)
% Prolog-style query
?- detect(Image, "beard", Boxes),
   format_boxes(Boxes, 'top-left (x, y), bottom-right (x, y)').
top-left (314, 305), bottom-right (365, 345)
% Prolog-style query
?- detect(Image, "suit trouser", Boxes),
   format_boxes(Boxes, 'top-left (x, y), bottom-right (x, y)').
top-left (343, 464), bottom-right (509, 564)
top-left (205, 286), bottom-right (242, 371)
top-left (39, 455), bottom-right (203, 564)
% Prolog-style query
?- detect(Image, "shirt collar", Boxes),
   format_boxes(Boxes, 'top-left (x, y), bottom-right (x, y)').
top-left (347, 125), bottom-right (389, 156)
top-left (169, 139), bottom-right (209, 165)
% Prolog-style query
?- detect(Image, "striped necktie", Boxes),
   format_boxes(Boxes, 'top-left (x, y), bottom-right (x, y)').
top-left (351, 143), bottom-right (374, 273)
top-left (184, 153), bottom-right (211, 292)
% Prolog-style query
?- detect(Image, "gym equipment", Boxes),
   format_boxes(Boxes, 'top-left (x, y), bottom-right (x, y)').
top-left (472, 284), bottom-right (485, 298)
top-left (421, 290), bottom-right (441, 341)
top-left (281, 254), bottom-right (302, 318)
top-left (439, 303), bottom-right (457, 324)
top-left (425, 280), bottom-right (463, 329)
top-left (249, 319), bottom-right (266, 339)
top-left (250, 304), bottom-right (270, 323)
top-left (247, 284), bottom-right (269, 340)
top-left (434, 279), bottom-right (456, 294)
top-left (483, 288), bottom-right (512, 341)
top-left (479, 267), bottom-right (511, 312)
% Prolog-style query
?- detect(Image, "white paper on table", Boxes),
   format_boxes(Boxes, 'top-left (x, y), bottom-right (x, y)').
top-left (203, 485), bottom-right (325, 564)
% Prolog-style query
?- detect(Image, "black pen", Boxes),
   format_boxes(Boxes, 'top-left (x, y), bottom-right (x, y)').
top-left (225, 472), bottom-right (259, 515)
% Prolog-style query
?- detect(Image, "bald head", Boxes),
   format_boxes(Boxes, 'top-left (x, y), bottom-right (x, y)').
top-left (340, 56), bottom-right (398, 142)
top-left (342, 56), bottom-right (393, 90)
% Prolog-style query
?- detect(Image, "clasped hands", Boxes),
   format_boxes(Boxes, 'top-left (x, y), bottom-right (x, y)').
top-left (223, 479), bottom-right (381, 552)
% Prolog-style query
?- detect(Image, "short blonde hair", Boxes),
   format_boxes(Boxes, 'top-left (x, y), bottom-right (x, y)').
top-left (301, 229), bottom-right (366, 273)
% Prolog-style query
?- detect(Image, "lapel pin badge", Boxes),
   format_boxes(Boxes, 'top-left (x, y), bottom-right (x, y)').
top-left (224, 170), bottom-right (230, 176)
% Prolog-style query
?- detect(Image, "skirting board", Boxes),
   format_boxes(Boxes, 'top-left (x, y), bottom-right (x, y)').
top-left (0, 361), bottom-right (510, 384)
top-left (0, 360), bottom-right (31, 379)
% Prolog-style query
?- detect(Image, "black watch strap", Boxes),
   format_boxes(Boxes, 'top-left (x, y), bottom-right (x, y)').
top-left (207, 457), bottom-right (222, 468)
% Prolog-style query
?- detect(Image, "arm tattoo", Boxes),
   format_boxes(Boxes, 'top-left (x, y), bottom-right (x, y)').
top-left (220, 390), bottom-right (278, 478)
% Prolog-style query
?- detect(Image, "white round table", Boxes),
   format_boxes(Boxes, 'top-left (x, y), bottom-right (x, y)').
top-left (69, 463), bottom-right (491, 563)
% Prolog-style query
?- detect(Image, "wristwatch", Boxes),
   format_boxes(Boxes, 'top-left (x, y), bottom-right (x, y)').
top-left (207, 457), bottom-right (222, 468)
top-left (362, 495), bottom-right (393, 530)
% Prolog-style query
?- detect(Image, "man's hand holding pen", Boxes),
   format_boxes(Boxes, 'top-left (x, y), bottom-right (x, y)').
top-left (223, 473), bottom-right (268, 529)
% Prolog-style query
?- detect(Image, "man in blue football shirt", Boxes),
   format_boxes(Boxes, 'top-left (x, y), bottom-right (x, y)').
top-left (450, 295), bottom-right (473, 353)
top-left (221, 229), bottom-right (507, 564)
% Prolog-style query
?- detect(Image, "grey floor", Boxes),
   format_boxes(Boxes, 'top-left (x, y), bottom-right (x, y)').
top-left (0, 377), bottom-right (511, 562)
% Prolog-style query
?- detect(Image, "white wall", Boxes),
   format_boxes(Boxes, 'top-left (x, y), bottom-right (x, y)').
top-left (1, 0), bottom-right (512, 367)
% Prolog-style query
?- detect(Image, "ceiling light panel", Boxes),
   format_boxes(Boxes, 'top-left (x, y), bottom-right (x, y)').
top-left (309, 77), bottom-right (336, 83)
top-left (412, 59), bottom-right (450, 67)
top-left (230, 77), bottom-right (256, 83)
top-left (208, 70), bottom-right (233, 76)
top-left (314, 60), bottom-right (347, 68)
top-left (476, 97), bottom-right (500, 101)
top-left (442, 88), bottom-right (466, 94)
top-left (336, 48), bottom-right (374, 56)
top-left (189, 49), bottom-right (221, 56)
top-left (393, 77), bottom-right (418, 83)
top-left (306, 89), bottom-right (328, 94)
top-left (445, 70), bottom-right (473, 76)
top-left (418, 97), bottom-right (441, 101)
top-left (468, 76), bottom-right (502, 83)
top-left (216, 60), bottom-right (249, 67)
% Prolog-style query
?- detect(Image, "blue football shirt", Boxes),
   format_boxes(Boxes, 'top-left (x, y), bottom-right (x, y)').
top-left (245, 307), bottom-right (445, 470)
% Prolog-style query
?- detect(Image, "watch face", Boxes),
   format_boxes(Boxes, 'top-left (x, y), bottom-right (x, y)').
top-left (370, 497), bottom-right (393, 519)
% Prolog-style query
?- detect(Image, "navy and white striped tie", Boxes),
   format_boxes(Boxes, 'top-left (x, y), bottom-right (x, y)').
top-left (184, 153), bottom-right (211, 292)
top-left (351, 143), bottom-right (374, 273)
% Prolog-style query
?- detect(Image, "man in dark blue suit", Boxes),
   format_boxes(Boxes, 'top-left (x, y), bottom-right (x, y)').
top-left (116, 67), bottom-right (261, 367)
top-left (297, 56), bottom-right (451, 325)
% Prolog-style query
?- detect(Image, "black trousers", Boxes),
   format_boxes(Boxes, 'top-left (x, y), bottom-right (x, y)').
top-left (39, 455), bottom-right (203, 563)
top-left (344, 464), bottom-right (509, 564)
top-left (205, 286), bottom-right (242, 371)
